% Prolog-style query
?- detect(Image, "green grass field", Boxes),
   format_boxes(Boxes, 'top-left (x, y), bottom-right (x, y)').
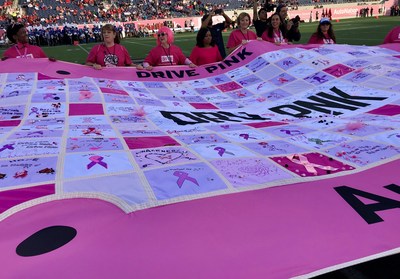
top-left (1, 16), bottom-right (398, 64)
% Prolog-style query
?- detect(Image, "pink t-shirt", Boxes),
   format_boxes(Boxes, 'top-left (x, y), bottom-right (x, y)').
top-left (307, 33), bottom-right (335, 44)
top-left (189, 45), bottom-right (222, 66)
top-left (3, 43), bottom-right (47, 59)
top-left (226, 29), bottom-right (257, 49)
top-left (261, 29), bottom-right (288, 44)
top-left (86, 44), bottom-right (133, 67)
top-left (144, 44), bottom-right (187, 66)
top-left (383, 26), bottom-right (400, 44)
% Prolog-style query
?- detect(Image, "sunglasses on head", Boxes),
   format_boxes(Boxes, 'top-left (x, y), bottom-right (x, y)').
top-left (158, 32), bottom-right (167, 37)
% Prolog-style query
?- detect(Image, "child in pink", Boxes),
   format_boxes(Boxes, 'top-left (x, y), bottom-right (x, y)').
top-left (189, 28), bottom-right (222, 66)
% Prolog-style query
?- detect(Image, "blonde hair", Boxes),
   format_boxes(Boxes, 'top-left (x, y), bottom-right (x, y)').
top-left (237, 12), bottom-right (251, 26)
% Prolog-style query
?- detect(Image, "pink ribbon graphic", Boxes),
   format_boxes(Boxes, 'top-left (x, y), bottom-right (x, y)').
top-left (43, 93), bottom-right (55, 100)
top-left (79, 91), bottom-right (94, 101)
top-left (286, 154), bottom-right (338, 175)
top-left (87, 156), bottom-right (108, 169)
top-left (214, 147), bottom-right (234, 157)
top-left (0, 144), bottom-right (15, 152)
top-left (29, 107), bottom-right (39, 116)
top-left (173, 171), bottom-right (199, 188)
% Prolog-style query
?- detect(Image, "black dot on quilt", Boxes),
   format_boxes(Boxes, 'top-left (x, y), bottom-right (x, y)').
top-left (56, 70), bottom-right (71, 75)
top-left (16, 226), bottom-right (77, 257)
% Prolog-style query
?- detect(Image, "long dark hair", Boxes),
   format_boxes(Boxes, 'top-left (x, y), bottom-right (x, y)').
top-left (266, 13), bottom-right (287, 39)
top-left (196, 28), bottom-right (215, 47)
top-left (6, 23), bottom-right (25, 43)
top-left (315, 22), bottom-right (336, 43)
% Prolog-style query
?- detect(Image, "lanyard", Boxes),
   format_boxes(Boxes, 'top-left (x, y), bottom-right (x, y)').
top-left (273, 30), bottom-right (284, 43)
top-left (162, 45), bottom-right (173, 65)
top-left (15, 45), bottom-right (28, 58)
top-left (240, 30), bottom-right (249, 41)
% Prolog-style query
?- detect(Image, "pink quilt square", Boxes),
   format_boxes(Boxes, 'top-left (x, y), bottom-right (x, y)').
top-left (323, 64), bottom-right (354, 77)
top-left (245, 121), bottom-right (287, 128)
top-left (367, 104), bottom-right (400, 116)
top-left (0, 120), bottom-right (21, 127)
top-left (190, 103), bottom-right (219, 109)
top-left (270, 152), bottom-right (354, 177)
top-left (215, 82), bottom-right (242, 92)
top-left (0, 184), bottom-right (55, 214)
top-left (100, 87), bottom-right (129, 95)
top-left (69, 104), bottom-right (104, 116)
top-left (124, 136), bottom-right (181, 149)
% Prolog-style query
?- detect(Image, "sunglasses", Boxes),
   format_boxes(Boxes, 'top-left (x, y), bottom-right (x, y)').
top-left (157, 32), bottom-right (167, 37)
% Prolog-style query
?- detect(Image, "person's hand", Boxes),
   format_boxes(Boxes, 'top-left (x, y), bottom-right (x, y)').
top-left (188, 63), bottom-right (196, 68)
top-left (145, 65), bottom-right (153, 71)
top-left (257, 37), bottom-right (263, 41)
top-left (93, 63), bottom-right (102, 70)
top-left (136, 64), bottom-right (144, 70)
top-left (241, 39), bottom-right (248, 45)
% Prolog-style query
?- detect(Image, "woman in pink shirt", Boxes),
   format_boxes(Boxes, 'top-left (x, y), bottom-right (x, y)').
top-left (226, 12), bottom-right (257, 54)
top-left (307, 18), bottom-right (336, 44)
top-left (189, 28), bottom-right (222, 66)
top-left (2, 23), bottom-right (47, 59)
top-left (86, 24), bottom-right (135, 70)
top-left (261, 13), bottom-right (288, 45)
top-left (138, 26), bottom-right (195, 70)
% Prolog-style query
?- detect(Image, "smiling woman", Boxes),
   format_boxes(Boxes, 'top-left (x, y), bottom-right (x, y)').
top-left (85, 24), bottom-right (136, 70)
top-left (308, 18), bottom-right (337, 44)
top-left (137, 26), bottom-right (196, 70)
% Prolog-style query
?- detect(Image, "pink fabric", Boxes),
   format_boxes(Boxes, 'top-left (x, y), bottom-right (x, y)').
top-left (86, 44), bottom-right (133, 67)
top-left (0, 184), bottom-right (55, 214)
top-left (189, 45), bottom-right (222, 66)
top-left (124, 136), bottom-right (180, 149)
top-left (0, 120), bottom-right (21, 127)
top-left (144, 44), bottom-right (187, 66)
top-left (226, 29), bottom-right (257, 49)
top-left (69, 104), bottom-right (104, 116)
top-left (189, 103), bottom-right (218, 109)
top-left (367, 104), bottom-right (400, 116)
top-left (383, 26), bottom-right (400, 44)
top-left (1, 160), bottom-right (400, 278)
top-left (261, 29), bottom-right (288, 44)
top-left (245, 121), bottom-right (287, 128)
top-left (307, 33), bottom-right (335, 44)
top-left (3, 43), bottom-right (47, 59)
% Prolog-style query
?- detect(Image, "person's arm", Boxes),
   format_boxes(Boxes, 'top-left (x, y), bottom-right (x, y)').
top-left (121, 45), bottom-right (136, 67)
top-left (201, 13), bottom-right (213, 29)
top-left (85, 45), bottom-right (102, 70)
top-left (221, 10), bottom-right (233, 29)
top-left (307, 33), bottom-right (319, 44)
top-left (175, 45), bottom-right (196, 67)
top-left (189, 46), bottom-right (199, 66)
top-left (287, 21), bottom-right (301, 42)
top-left (226, 31), bottom-right (240, 54)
